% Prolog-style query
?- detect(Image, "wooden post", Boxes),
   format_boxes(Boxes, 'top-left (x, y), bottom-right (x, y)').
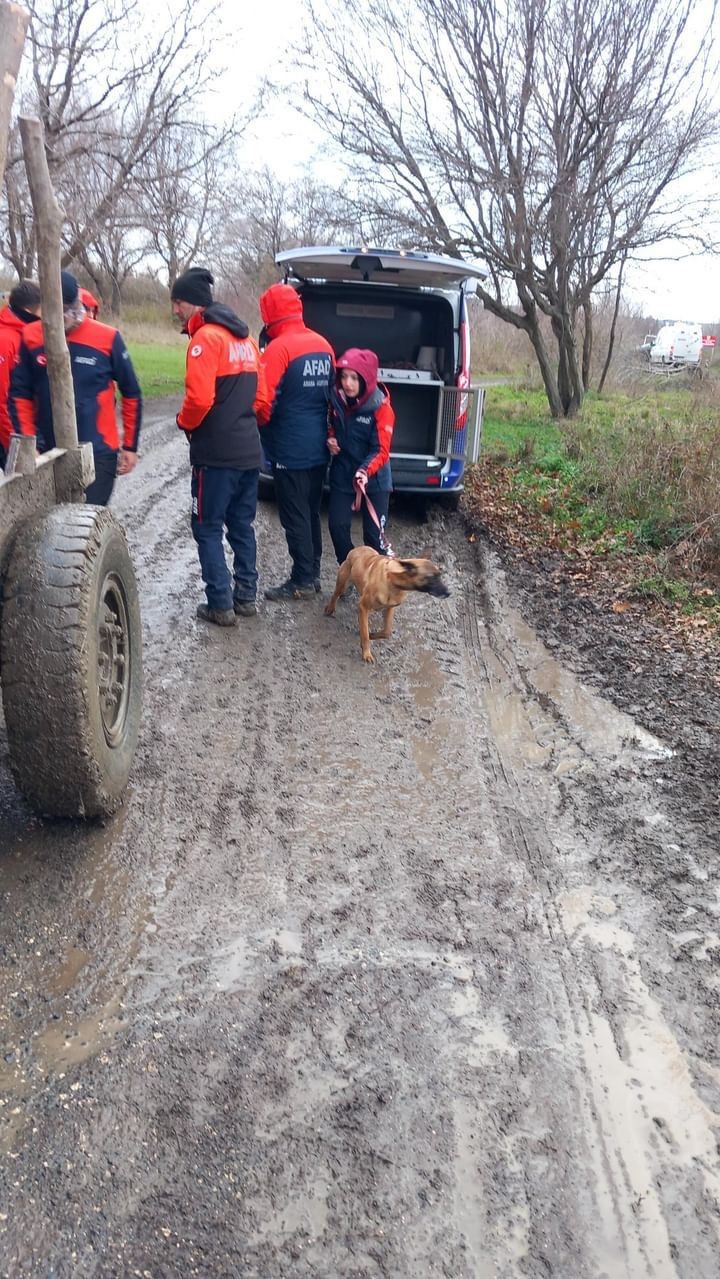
top-left (0, 1), bottom-right (28, 190)
top-left (18, 115), bottom-right (79, 451)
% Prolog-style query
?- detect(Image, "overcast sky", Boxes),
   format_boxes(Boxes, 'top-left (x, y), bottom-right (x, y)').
top-left (219, 0), bottom-right (720, 326)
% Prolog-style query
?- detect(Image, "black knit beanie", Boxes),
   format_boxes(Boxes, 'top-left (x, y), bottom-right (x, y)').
top-left (170, 267), bottom-right (214, 307)
top-left (61, 270), bottom-right (79, 305)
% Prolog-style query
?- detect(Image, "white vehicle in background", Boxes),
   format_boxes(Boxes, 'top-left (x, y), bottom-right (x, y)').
top-left (647, 320), bottom-right (703, 369)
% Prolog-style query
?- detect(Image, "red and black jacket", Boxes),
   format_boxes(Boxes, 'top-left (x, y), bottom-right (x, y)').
top-left (9, 316), bottom-right (142, 455)
top-left (328, 348), bottom-right (394, 494)
top-left (177, 303), bottom-right (266, 470)
top-left (0, 305), bottom-right (32, 456)
top-left (257, 283), bottom-right (335, 470)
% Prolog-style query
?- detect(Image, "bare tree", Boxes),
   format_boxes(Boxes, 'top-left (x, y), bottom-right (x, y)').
top-left (1, 134), bottom-right (36, 275)
top-left (300, 0), bottom-right (719, 417)
top-left (216, 169), bottom-right (339, 296)
top-left (2, 0), bottom-right (226, 276)
top-left (138, 123), bottom-right (238, 288)
top-left (215, 167), bottom-right (406, 299)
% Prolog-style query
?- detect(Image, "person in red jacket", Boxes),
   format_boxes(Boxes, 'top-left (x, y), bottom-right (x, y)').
top-left (9, 271), bottom-right (141, 505)
top-left (257, 283), bottom-right (335, 600)
top-left (0, 279), bottom-right (41, 470)
top-left (172, 266), bottom-right (267, 626)
top-left (327, 348), bottom-right (395, 564)
top-left (79, 287), bottom-right (100, 319)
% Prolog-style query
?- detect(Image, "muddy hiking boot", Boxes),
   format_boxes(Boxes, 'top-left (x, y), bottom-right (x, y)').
top-left (233, 599), bottom-right (258, 617)
top-left (314, 579), bottom-right (321, 593)
top-left (196, 603), bottom-right (237, 627)
top-left (264, 580), bottom-right (315, 602)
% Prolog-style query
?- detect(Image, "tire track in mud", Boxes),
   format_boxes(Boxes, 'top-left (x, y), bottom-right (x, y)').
top-left (450, 550), bottom-right (720, 1279)
top-left (2, 419), bottom-right (719, 1277)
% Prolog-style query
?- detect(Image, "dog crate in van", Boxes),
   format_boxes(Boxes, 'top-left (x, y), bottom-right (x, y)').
top-left (270, 246), bottom-right (487, 504)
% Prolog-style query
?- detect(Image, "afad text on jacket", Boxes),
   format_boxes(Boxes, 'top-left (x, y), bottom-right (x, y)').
top-left (177, 303), bottom-right (265, 470)
top-left (257, 283), bottom-right (335, 470)
top-left (9, 316), bottom-right (142, 454)
top-left (328, 347), bottom-right (394, 494)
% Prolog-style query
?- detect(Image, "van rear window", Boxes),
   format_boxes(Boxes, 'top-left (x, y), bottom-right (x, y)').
top-left (336, 303), bottom-right (395, 320)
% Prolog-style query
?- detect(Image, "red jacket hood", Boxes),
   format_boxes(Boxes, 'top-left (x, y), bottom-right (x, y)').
top-left (259, 283), bottom-right (303, 330)
top-left (0, 305), bottom-right (28, 334)
top-left (336, 348), bottom-right (379, 403)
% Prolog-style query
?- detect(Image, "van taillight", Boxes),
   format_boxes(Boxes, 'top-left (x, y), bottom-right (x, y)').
top-left (425, 475), bottom-right (441, 486)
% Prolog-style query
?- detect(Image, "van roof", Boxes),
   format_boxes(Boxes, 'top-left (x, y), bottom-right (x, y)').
top-left (276, 245), bottom-right (487, 289)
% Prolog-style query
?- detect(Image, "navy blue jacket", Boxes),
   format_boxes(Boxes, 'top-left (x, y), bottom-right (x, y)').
top-left (10, 316), bottom-right (142, 455)
top-left (328, 384), bottom-right (394, 494)
top-left (257, 316), bottom-right (334, 469)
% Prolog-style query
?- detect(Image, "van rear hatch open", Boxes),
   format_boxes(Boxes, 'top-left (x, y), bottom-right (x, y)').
top-left (276, 247), bottom-right (487, 493)
top-left (277, 245), bottom-right (487, 289)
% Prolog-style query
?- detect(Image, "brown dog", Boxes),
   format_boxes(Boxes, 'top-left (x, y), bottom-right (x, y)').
top-left (324, 546), bottom-right (450, 662)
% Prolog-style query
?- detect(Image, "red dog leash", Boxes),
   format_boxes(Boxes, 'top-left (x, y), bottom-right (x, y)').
top-left (352, 474), bottom-right (395, 558)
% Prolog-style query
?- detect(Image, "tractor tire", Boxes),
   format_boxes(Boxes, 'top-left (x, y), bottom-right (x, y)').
top-left (0, 505), bottom-right (143, 818)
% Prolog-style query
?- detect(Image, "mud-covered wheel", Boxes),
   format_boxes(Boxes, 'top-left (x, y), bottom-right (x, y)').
top-left (0, 505), bottom-right (142, 818)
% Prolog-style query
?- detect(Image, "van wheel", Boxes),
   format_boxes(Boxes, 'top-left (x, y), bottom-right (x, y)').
top-left (0, 506), bottom-right (143, 818)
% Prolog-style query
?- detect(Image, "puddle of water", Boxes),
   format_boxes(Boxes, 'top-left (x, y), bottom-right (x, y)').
top-left (34, 996), bottom-right (127, 1072)
top-left (412, 735), bottom-right (439, 780)
top-left (408, 648), bottom-right (445, 710)
top-left (508, 610), bottom-right (673, 764)
top-left (210, 927), bottom-right (304, 994)
top-left (452, 1092), bottom-right (516, 1277)
top-left (270, 1182), bottom-right (328, 1239)
top-left (47, 946), bottom-right (89, 998)
top-left (482, 650), bottom-right (552, 768)
top-left (451, 990), bottom-right (513, 1058)
top-left (0, 1057), bottom-right (30, 1097)
top-left (481, 606), bottom-right (673, 775)
top-left (557, 885), bottom-right (720, 1267)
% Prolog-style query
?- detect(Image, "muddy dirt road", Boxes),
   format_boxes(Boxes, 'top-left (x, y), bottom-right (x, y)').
top-left (1, 405), bottom-right (719, 1278)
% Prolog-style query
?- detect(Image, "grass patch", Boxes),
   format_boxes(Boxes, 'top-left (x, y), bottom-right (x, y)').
top-left (633, 575), bottom-right (720, 619)
top-left (468, 382), bottom-right (720, 631)
top-left (481, 386), bottom-right (563, 463)
top-left (128, 340), bottom-right (185, 398)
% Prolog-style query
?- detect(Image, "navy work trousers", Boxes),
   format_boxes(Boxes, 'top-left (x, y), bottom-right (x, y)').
top-left (85, 451), bottom-right (119, 506)
top-left (273, 463), bottom-right (326, 587)
top-left (328, 487), bottom-right (391, 564)
top-left (191, 465), bottom-right (259, 610)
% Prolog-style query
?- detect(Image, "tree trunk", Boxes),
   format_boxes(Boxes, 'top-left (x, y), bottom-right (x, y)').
top-left (0, 2), bottom-right (28, 190)
top-left (110, 274), bottom-right (122, 319)
top-left (19, 116), bottom-right (78, 451)
top-left (527, 318), bottom-right (564, 418)
top-left (582, 302), bottom-right (593, 392)
top-left (551, 315), bottom-right (584, 417)
top-left (598, 258), bottom-right (626, 395)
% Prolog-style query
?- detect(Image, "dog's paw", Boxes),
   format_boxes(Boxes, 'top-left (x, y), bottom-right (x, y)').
top-left (362, 651), bottom-right (375, 664)
top-left (324, 603), bottom-right (336, 616)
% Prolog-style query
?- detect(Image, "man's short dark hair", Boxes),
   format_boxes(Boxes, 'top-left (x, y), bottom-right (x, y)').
top-left (9, 278), bottom-right (41, 314)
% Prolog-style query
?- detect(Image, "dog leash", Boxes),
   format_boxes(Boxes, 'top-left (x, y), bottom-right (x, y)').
top-left (352, 475), bottom-right (396, 558)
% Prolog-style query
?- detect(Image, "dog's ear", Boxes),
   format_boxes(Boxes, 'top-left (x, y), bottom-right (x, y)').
top-left (397, 559), bottom-right (419, 574)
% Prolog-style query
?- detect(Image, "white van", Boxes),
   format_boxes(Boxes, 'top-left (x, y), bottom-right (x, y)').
top-left (261, 246), bottom-right (487, 506)
top-left (648, 321), bottom-right (702, 368)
